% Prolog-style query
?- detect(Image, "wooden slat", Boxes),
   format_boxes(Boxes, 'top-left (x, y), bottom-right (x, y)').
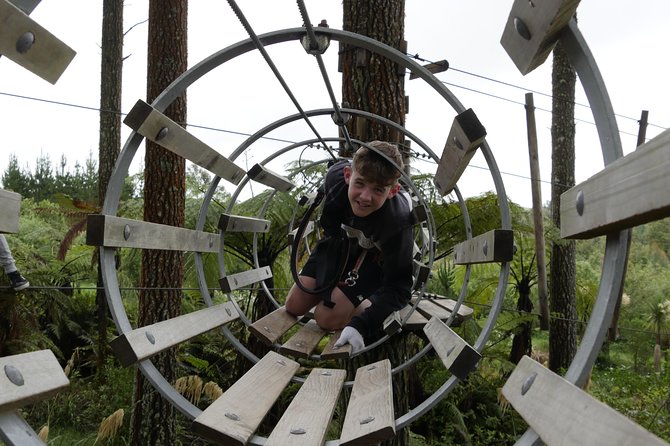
top-left (288, 220), bottom-right (314, 244)
top-left (0, 349), bottom-right (69, 412)
top-left (247, 163), bottom-right (296, 193)
top-left (218, 213), bottom-right (271, 233)
top-left (320, 329), bottom-right (352, 359)
top-left (110, 302), bottom-right (239, 367)
top-left (279, 320), bottom-right (327, 359)
top-left (86, 214), bottom-right (219, 252)
top-left (452, 229), bottom-right (514, 264)
top-left (409, 59), bottom-right (449, 79)
top-left (249, 307), bottom-right (299, 346)
top-left (192, 351), bottom-right (299, 446)
top-left (266, 368), bottom-right (346, 446)
top-left (0, 189), bottom-right (21, 234)
top-left (219, 266), bottom-right (272, 293)
top-left (123, 99), bottom-right (245, 184)
top-left (561, 128), bottom-right (670, 239)
top-left (502, 356), bottom-right (669, 446)
top-left (340, 359), bottom-right (395, 445)
top-left (383, 304), bottom-right (431, 334)
top-left (422, 294), bottom-right (474, 323)
top-left (0, 0), bottom-right (75, 83)
top-left (500, 0), bottom-right (581, 75)
top-left (423, 317), bottom-right (481, 380)
top-left (433, 108), bottom-right (487, 196)
top-left (412, 298), bottom-right (452, 322)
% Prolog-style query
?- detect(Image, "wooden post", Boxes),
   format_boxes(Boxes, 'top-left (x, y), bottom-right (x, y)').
top-left (525, 93), bottom-right (550, 330)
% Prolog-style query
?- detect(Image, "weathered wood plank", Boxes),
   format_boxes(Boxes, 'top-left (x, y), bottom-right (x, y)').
top-left (320, 329), bottom-right (352, 359)
top-left (561, 128), bottom-right (670, 239)
top-left (247, 163), bottom-right (296, 193)
top-left (452, 229), bottom-right (514, 264)
top-left (219, 266), bottom-right (272, 293)
top-left (110, 301), bottom-right (239, 367)
top-left (423, 294), bottom-right (474, 323)
top-left (86, 214), bottom-right (219, 252)
top-left (218, 213), bottom-right (271, 233)
top-left (288, 220), bottom-right (314, 244)
top-left (192, 351), bottom-right (299, 446)
top-left (279, 320), bottom-right (327, 359)
top-left (423, 317), bottom-right (481, 380)
top-left (265, 368), bottom-right (346, 446)
top-left (0, 189), bottom-right (21, 234)
top-left (502, 356), bottom-right (669, 446)
top-left (0, 349), bottom-right (69, 412)
top-left (0, 0), bottom-right (75, 83)
top-left (383, 304), bottom-right (430, 334)
top-left (123, 99), bottom-right (245, 184)
top-left (501, 0), bottom-right (581, 75)
top-left (433, 108), bottom-right (487, 196)
top-left (249, 306), bottom-right (299, 346)
top-left (340, 359), bottom-right (395, 445)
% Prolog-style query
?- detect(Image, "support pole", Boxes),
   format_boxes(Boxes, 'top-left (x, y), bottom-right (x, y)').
top-left (525, 93), bottom-right (549, 330)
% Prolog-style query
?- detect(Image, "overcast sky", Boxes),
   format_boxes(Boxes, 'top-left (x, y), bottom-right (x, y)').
top-left (1, 1), bottom-right (668, 208)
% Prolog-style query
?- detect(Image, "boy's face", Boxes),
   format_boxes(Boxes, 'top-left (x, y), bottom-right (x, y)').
top-left (343, 165), bottom-right (400, 217)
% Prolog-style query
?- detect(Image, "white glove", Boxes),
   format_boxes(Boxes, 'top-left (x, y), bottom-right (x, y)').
top-left (335, 326), bottom-right (365, 353)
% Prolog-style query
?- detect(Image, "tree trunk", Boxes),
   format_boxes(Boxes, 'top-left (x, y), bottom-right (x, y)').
top-left (341, 2), bottom-right (410, 445)
top-left (548, 40), bottom-right (577, 373)
top-left (129, 1), bottom-right (187, 444)
top-left (96, 0), bottom-right (124, 383)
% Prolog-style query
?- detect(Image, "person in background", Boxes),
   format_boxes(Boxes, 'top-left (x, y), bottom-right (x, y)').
top-left (0, 234), bottom-right (29, 291)
top-left (285, 141), bottom-right (414, 353)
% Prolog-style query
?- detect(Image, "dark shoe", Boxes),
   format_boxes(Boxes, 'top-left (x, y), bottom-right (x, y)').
top-left (8, 271), bottom-right (29, 291)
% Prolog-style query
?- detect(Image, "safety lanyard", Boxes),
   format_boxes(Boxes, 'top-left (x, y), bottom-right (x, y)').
top-left (340, 248), bottom-right (368, 287)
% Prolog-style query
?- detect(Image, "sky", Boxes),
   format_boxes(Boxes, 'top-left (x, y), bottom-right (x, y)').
top-left (1, 1), bottom-right (669, 209)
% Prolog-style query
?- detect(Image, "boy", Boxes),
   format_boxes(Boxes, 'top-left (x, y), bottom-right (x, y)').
top-left (0, 234), bottom-right (29, 291)
top-left (285, 141), bottom-right (415, 353)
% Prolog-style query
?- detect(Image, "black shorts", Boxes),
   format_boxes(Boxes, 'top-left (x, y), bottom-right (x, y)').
top-left (300, 239), bottom-right (383, 308)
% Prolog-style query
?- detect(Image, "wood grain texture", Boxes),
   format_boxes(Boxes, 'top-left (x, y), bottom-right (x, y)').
top-left (340, 359), bottom-right (395, 445)
top-left (423, 317), bottom-right (481, 381)
top-left (247, 163), bottom-right (296, 193)
top-left (452, 229), bottom-right (514, 264)
top-left (320, 330), bottom-right (353, 359)
top-left (0, 350), bottom-right (69, 412)
top-left (219, 267), bottom-right (273, 293)
top-left (218, 213), bottom-right (271, 233)
top-left (192, 351), bottom-right (299, 446)
top-left (502, 356), bottom-right (669, 446)
top-left (249, 306), bottom-right (299, 346)
top-left (0, 189), bottom-right (21, 234)
top-left (266, 368), bottom-right (346, 446)
top-left (279, 320), bottom-right (327, 359)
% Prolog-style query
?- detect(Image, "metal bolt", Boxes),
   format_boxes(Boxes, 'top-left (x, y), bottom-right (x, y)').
top-left (155, 127), bottom-right (168, 141)
top-left (446, 345), bottom-right (456, 357)
top-left (576, 190), bottom-right (585, 216)
top-left (263, 326), bottom-right (272, 333)
top-left (482, 240), bottom-right (488, 257)
top-left (321, 371), bottom-right (332, 376)
top-left (360, 416), bottom-right (375, 425)
top-left (145, 331), bottom-right (156, 345)
top-left (521, 372), bottom-right (537, 395)
top-left (277, 360), bottom-right (287, 366)
top-left (513, 17), bottom-right (531, 41)
top-left (123, 224), bottom-right (131, 240)
top-left (16, 32), bottom-right (35, 54)
top-left (367, 365), bottom-right (377, 371)
top-left (225, 307), bottom-right (232, 316)
top-left (452, 136), bottom-right (464, 151)
top-left (225, 412), bottom-right (240, 421)
top-left (4, 365), bottom-right (24, 386)
top-left (290, 428), bottom-right (306, 435)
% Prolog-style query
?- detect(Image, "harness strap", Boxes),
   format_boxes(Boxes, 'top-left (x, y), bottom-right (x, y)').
top-left (339, 247), bottom-right (369, 288)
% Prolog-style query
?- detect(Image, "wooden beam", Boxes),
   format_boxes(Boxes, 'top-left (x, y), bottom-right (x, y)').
top-left (561, 128), bottom-right (670, 239)
top-left (249, 306), bottom-right (299, 346)
top-left (279, 320), bottom-right (327, 359)
top-left (453, 229), bottom-right (514, 264)
top-left (110, 302), bottom-right (239, 367)
top-left (423, 317), bottom-right (481, 380)
top-left (192, 351), bottom-right (299, 446)
top-left (433, 108), bottom-right (487, 196)
top-left (0, 350), bottom-right (69, 412)
top-left (218, 213), bottom-right (271, 233)
top-left (266, 368), bottom-right (346, 446)
top-left (502, 356), bottom-right (669, 446)
top-left (500, 0), bottom-right (581, 75)
top-left (0, 0), bottom-right (75, 83)
top-left (340, 359), bottom-right (395, 445)
top-left (247, 163), bottom-right (296, 193)
top-left (219, 267), bottom-right (273, 293)
top-left (86, 214), bottom-right (219, 252)
top-left (123, 99), bottom-right (245, 185)
top-left (320, 329), bottom-right (353, 359)
top-left (0, 189), bottom-right (21, 234)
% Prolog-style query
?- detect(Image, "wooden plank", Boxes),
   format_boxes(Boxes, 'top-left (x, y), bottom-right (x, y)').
top-left (288, 220), bottom-right (314, 244)
top-left (0, 0), bottom-right (75, 84)
top-left (502, 356), bottom-right (669, 446)
top-left (110, 301), bottom-right (239, 367)
top-left (561, 128), bottom-right (670, 239)
top-left (0, 189), bottom-right (21, 234)
top-left (192, 351), bottom-right (299, 446)
top-left (500, 0), bottom-right (581, 75)
top-left (340, 359), bottom-right (395, 445)
top-left (383, 304), bottom-right (430, 334)
top-left (422, 294), bottom-right (474, 323)
top-left (219, 266), bottom-right (272, 293)
top-left (320, 329), bottom-right (352, 359)
top-left (423, 317), bottom-right (481, 380)
top-left (218, 213), bottom-right (271, 233)
top-left (0, 349), bottom-right (69, 412)
top-left (86, 214), bottom-right (219, 252)
top-left (279, 320), bottom-right (327, 359)
top-left (453, 229), bottom-right (514, 264)
top-left (266, 368), bottom-right (346, 446)
top-left (433, 108), bottom-right (487, 196)
top-left (249, 307), bottom-right (299, 346)
top-left (123, 99), bottom-right (245, 185)
top-left (409, 59), bottom-right (449, 79)
top-left (412, 298), bottom-right (453, 322)
top-left (247, 163), bottom-right (296, 193)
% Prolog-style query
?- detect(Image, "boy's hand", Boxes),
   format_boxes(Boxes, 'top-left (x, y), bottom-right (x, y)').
top-left (335, 326), bottom-right (364, 353)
